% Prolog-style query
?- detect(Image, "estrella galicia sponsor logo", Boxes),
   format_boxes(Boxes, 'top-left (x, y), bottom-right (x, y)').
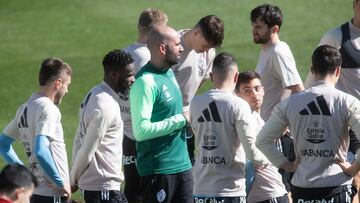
top-left (303, 121), bottom-right (328, 144)
top-left (202, 129), bottom-right (221, 150)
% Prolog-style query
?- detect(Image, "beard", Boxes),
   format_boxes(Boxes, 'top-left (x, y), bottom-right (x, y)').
top-left (253, 30), bottom-right (272, 44)
top-left (164, 48), bottom-right (180, 67)
top-left (117, 80), bottom-right (131, 97)
top-left (54, 91), bottom-right (63, 105)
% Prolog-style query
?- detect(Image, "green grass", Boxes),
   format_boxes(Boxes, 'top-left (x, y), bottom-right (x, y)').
top-left (0, 0), bottom-right (352, 201)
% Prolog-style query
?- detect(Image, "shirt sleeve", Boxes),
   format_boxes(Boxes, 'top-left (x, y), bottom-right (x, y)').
top-left (3, 119), bottom-right (21, 140)
top-left (272, 47), bottom-right (303, 88)
top-left (130, 74), bottom-right (186, 142)
top-left (35, 106), bottom-right (59, 141)
top-left (70, 108), bottom-right (110, 185)
top-left (256, 101), bottom-right (289, 167)
top-left (347, 98), bottom-right (360, 165)
top-left (318, 27), bottom-right (342, 49)
top-left (235, 102), bottom-right (269, 166)
top-left (0, 134), bottom-right (23, 164)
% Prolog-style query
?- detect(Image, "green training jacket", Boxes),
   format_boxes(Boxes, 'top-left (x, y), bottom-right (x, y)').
top-left (130, 62), bottom-right (191, 176)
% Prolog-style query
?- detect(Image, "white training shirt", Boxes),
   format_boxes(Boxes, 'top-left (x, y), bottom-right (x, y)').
top-left (256, 81), bottom-right (360, 188)
top-left (3, 93), bottom-right (69, 196)
top-left (247, 112), bottom-right (287, 203)
top-left (121, 42), bottom-right (149, 140)
top-left (118, 95), bottom-right (133, 140)
top-left (255, 40), bottom-right (303, 121)
top-left (71, 82), bottom-right (124, 191)
top-left (124, 42), bottom-right (150, 73)
top-left (171, 29), bottom-right (216, 109)
top-left (305, 20), bottom-right (360, 99)
top-left (190, 89), bottom-right (268, 197)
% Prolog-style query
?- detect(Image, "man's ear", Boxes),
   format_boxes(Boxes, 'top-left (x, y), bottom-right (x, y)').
top-left (335, 66), bottom-right (341, 77)
top-left (234, 72), bottom-right (239, 84)
top-left (160, 43), bottom-right (166, 55)
top-left (54, 78), bottom-right (62, 89)
top-left (272, 25), bottom-right (279, 34)
top-left (310, 65), bottom-right (315, 74)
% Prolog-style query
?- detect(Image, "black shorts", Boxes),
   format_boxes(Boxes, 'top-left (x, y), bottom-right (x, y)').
top-left (140, 169), bottom-right (193, 203)
top-left (256, 194), bottom-right (289, 203)
top-left (122, 135), bottom-right (142, 202)
top-left (277, 133), bottom-right (295, 191)
top-left (291, 185), bottom-right (356, 203)
top-left (30, 194), bottom-right (69, 203)
top-left (82, 190), bottom-right (128, 203)
top-left (193, 196), bottom-right (246, 203)
top-left (185, 124), bottom-right (195, 165)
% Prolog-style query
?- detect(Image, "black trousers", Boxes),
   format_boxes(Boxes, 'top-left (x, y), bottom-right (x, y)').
top-left (82, 190), bottom-right (128, 203)
top-left (30, 194), bottom-right (69, 203)
top-left (122, 136), bottom-right (142, 202)
top-left (140, 169), bottom-right (193, 203)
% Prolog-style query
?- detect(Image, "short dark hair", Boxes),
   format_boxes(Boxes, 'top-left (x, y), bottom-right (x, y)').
top-left (311, 45), bottom-right (342, 78)
top-left (39, 57), bottom-right (72, 86)
top-left (235, 71), bottom-right (261, 93)
top-left (196, 15), bottom-right (224, 48)
top-left (250, 4), bottom-right (283, 29)
top-left (102, 49), bottom-right (134, 75)
top-left (212, 52), bottom-right (237, 80)
top-left (0, 164), bottom-right (38, 195)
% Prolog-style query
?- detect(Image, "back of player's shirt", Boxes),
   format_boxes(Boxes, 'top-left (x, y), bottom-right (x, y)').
top-left (190, 89), bottom-right (253, 197)
top-left (3, 93), bottom-right (69, 196)
top-left (285, 81), bottom-right (356, 187)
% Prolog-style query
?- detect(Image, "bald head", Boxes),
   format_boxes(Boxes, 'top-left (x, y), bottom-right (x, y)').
top-left (147, 26), bottom-right (183, 68)
top-left (147, 26), bottom-right (179, 50)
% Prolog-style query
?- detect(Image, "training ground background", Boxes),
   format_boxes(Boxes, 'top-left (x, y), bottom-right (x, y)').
top-left (0, 0), bottom-right (351, 201)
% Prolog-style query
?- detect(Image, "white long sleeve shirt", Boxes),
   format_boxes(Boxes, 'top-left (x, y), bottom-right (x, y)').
top-left (256, 81), bottom-right (360, 188)
top-left (71, 82), bottom-right (124, 191)
top-left (190, 89), bottom-right (268, 197)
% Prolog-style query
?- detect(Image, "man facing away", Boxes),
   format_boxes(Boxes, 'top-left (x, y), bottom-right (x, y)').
top-left (250, 4), bottom-right (304, 121)
top-left (304, 2), bottom-right (360, 202)
top-left (130, 26), bottom-right (192, 203)
top-left (0, 57), bottom-right (72, 203)
top-left (171, 14), bottom-right (224, 165)
top-left (256, 45), bottom-right (360, 202)
top-left (70, 49), bottom-right (135, 203)
top-left (0, 164), bottom-right (38, 203)
top-left (190, 52), bottom-right (268, 203)
top-left (235, 71), bottom-right (288, 203)
top-left (121, 8), bottom-right (168, 203)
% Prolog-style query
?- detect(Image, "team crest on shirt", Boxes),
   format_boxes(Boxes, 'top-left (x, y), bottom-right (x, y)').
top-left (302, 121), bottom-right (328, 144)
top-left (156, 189), bottom-right (166, 202)
top-left (162, 85), bottom-right (173, 102)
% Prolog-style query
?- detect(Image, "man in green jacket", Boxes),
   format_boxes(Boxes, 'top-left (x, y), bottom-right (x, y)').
top-left (129, 25), bottom-right (192, 203)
